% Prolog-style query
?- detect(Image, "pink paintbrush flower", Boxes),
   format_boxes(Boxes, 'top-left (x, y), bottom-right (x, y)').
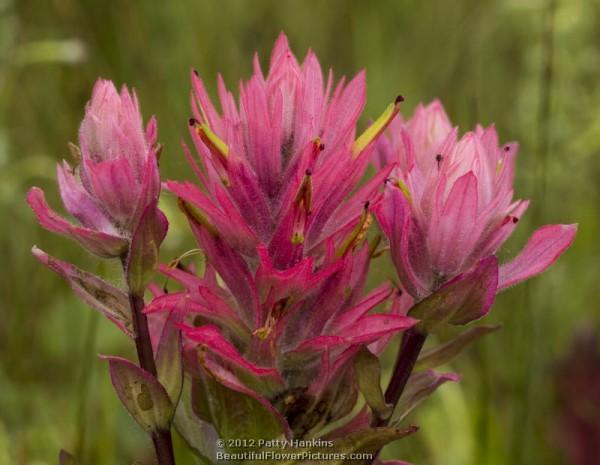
top-left (373, 100), bottom-right (577, 326)
top-left (168, 32), bottom-right (401, 269)
top-left (27, 79), bottom-right (163, 257)
top-left (153, 33), bottom-right (415, 439)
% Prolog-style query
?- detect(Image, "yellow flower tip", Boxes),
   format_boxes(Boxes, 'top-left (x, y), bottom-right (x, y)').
top-left (189, 117), bottom-right (229, 161)
top-left (352, 95), bottom-right (403, 158)
top-left (394, 179), bottom-right (412, 201)
top-left (199, 123), bottom-right (229, 160)
top-left (291, 232), bottom-right (305, 245)
top-left (177, 199), bottom-right (219, 237)
top-left (293, 170), bottom-right (313, 212)
top-left (335, 203), bottom-right (372, 258)
top-left (252, 326), bottom-right (272, 340)
top-left (312, 136), bottom-right (325, 152)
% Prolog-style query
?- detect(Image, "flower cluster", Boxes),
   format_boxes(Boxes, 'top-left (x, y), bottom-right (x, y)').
top-left (373, 101), bottom-right (576, 329)
top-left (27, 33), bottom-right (576, 465)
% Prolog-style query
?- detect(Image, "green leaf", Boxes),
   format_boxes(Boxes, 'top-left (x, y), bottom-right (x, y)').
top-left (269, 425), bottom-right (418, 465)
top-left (126, 203), bottom-right (168, 295)
top-left (354, 348), bottom-right (391, 418)
top-left (191, 369), bottom-right (285, 445)
top-left (173, 377), bottom-right (218, 464)
top-left (415, 325), bottom-right (501, 371)
top-left (389, 370), bottom-right (459, 425)
top-left (155, 313), bottom-right (183, 405)
top-left (103, 355), bottom-right (174, 433)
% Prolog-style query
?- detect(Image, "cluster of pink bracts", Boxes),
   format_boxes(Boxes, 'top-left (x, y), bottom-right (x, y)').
top-left (28, 33), bottom-right (576, 465)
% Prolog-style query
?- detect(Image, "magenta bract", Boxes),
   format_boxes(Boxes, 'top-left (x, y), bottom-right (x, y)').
top-left (152, 33), bottom-right (414, 436)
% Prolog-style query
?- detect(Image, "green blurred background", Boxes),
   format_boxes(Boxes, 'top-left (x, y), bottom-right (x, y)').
top-left (1, 0), bottom-right (598, 464)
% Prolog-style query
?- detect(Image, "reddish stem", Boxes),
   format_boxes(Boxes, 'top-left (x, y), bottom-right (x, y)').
top-left (125, 267), bottom-right (176, 465)
top-left (367, 329), bottom-right (427, 464)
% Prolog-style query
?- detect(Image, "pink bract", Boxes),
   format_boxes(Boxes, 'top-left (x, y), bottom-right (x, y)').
top-left (154, 33), bottom-right (413, 436)
top-left (27, 79), bottom-right (162, 257)
top-left (374, 100), bottom-right (576, 310)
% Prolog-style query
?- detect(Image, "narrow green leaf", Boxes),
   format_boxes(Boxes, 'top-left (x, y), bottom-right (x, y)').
top-left (354, 348), bottom-right (392, 418)
top-left (390, 370), bottom-right (460, 425)
top-left (415, 325), bottom-right (501, 371)
top-left (155, 313), bottom-right (183, 405)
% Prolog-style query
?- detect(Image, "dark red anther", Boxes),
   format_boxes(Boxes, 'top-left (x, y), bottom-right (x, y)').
top-left (188, 117), bottom-right (198, 126)
top-left (193, 69), bottom-right (199, 76)
top-left (395, 95), bottom-right (405, 104)
top-left (305, 168), bottom-right (312, 176)
top-left (319, 143), bottom-right (325, 151)
top-left (504, 145), bottom-right (510, 152)
top-left (512, 216), bottom-right (519, 223)
top-left (364, 200), bottom-right (370, 210)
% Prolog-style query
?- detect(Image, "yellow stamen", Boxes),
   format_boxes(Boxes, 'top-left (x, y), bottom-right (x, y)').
top-left (177, 199), bottom-right (219, 237)
top-left (352, 96), bottom-right (403, 158)
top-left (336, 205), bottom-right (372, 258)
top-left (291, 232), bottom-right (305, 245)
top-left (197, 123), bottom-right (229, 160)
top-left (395, 179), bottom-right (412, 201)
top-left (293, 172), bottom-right (313, 212)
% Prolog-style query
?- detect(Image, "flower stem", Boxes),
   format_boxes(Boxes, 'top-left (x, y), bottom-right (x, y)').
top-left (367, 329), bottom-right (427, 464)
top-left (128, 292), bottom-right (158, 377)
top-left (383, 329), bottom-right (427, 413)
top-left (126, 276), bottom-right (176, 465)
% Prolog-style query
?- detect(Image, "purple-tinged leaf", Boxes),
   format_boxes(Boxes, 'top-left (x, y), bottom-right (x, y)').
top-left (272, 425), bottom-right (418, 465)
top-left (390, 370), bottom-right (460, 425)
top-left (126, 202), bottom-right (168, 295)
top-left (32, 247), bottom-right (132, 336)
top-left (102, 355), bottom-right (174, 432)
top-left (409, 256), bottom-right (498, 332)
top-left (415, 324), bottom-right (501, 371)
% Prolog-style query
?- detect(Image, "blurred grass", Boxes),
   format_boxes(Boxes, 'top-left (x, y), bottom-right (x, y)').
top-left (1, 0), bottom-right (598, 464)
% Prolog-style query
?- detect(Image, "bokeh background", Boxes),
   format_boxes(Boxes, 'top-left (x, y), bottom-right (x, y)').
top-left (1, 0), bottom-right (598, 464)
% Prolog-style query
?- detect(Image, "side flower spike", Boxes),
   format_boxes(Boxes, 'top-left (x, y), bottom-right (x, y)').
top-left (27, 79), bottom-right (164, 258)
top-left (373, 100), bottom-right (577, 328)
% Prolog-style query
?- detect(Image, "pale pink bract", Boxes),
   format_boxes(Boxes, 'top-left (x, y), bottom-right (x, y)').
top-left (374, 100), bottom-right (577, 318)
top-left (27, 79), bottom-right (162, 257)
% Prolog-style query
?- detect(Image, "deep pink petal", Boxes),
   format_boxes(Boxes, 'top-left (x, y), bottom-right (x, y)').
top-left (27, 187), bottom-right (128, 257)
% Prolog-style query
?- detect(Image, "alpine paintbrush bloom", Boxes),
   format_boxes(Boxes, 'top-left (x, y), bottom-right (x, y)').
top-left (27, 79), bottom-right (164, 258)
top-left (168, 33), bottom-right (402, 269)
top-left (151, 33), bottom-right (417, 447)
top-left (374, 100), bottom-right (577, 327)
